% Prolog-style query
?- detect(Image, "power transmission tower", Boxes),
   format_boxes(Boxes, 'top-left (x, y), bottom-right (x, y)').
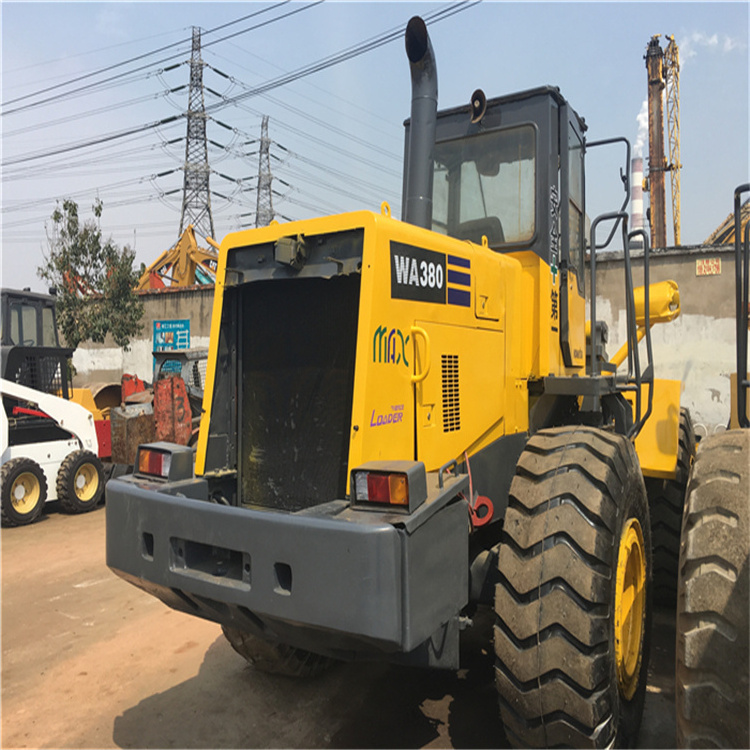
top-left (255, 115), bottom-right (274, 227)
top-left (179, 27), bottom-right (215, 241)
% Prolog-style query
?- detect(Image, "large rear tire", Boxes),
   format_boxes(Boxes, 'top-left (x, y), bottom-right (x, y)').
top-left (222, 626), bottom-right (334, 678)
top-left (676, 429), bottom-right (750, 748)
top-left (645, 407), bottom-right (696, 606)
top-left (1, 457), bottom-right (47, 527)
top-left (494, 426), bottom-right (652, 748)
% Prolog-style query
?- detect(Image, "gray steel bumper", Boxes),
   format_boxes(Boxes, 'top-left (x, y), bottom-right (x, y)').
top-left (106, 474), bottom-right (468, 662)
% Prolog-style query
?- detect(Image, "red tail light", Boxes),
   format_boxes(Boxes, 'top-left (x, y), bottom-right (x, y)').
top-left (353, 470), bottom-right (409, 506)
top-left (137, 448), bottom-right (172, 479)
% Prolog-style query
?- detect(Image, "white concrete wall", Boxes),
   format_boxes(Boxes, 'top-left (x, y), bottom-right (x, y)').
top-left (72, 336), bottom-right (211, 384)
top-left (596, 294), bottom-right (735, 437)
top-left (71, 286), bottom-right (215, 386)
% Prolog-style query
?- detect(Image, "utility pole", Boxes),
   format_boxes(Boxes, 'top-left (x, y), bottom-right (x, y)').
top-left (179, 27), bottom-right (215, 241)
top-left (255, 115), bottom-right (274, 227)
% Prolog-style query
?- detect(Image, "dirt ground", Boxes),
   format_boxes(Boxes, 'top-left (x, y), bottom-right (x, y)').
top-left (2, 502), bottom-right (677, 749)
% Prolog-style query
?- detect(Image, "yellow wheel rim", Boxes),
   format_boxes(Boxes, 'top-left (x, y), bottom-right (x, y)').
top-left (73, 463), bottom-right (99, 502)
top-left (11, 471), bottom-right (41, 514)
top-left (614, 517), bottom-right (646, 700)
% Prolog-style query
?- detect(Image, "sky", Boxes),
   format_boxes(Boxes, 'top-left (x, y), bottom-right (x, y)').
top-left (1, 1), bottom-right (748, 293)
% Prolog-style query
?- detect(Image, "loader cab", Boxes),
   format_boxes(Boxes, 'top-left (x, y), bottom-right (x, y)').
top-left (0, 288), bottom-right (73, 397)
top-left (1, 289), bottom-right (62, 349)
top-left (402, 85), bottom-right (588, 368)
top-left (406, 85), bottom-right (587, 279)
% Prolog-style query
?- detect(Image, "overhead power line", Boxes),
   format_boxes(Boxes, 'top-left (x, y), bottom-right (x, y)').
top-left (2, 86), bottom-right (187, 139)
top-left (2, 134), bottom-right (184, 181)
top-left (230, 100), bottom-right (399, 180)
top-left (1, 2), bottom-right (320, 118)
top-left (204, 62), bottom-right (400, 165)
top-left (203, 1), bottom-right (479, 115)
top-left (2, 2), bottom-right (477, 168)
top-left (1, 1), bottom-right (293, 110)
top-left (2, 115), bottom-right (184, 167)
top-left (1, 169), bottom-right (181, 214)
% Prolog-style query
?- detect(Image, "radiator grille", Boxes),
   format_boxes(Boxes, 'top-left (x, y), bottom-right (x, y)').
top-left (442, 354), bottom-right (460, 432)
top-left (240, 274), bottom-right (360, 511)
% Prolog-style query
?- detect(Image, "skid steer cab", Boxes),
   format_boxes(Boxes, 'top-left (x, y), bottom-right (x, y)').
top-left (107, 16), bottom-right (688, 749)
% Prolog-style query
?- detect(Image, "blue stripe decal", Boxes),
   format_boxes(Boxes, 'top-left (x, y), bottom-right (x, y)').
top-left (447, 287), bottom-right (471, 307)
top-left (448, 269), bottom-right (470, 287)
top-left (447, 254), bottom-right (470, 268)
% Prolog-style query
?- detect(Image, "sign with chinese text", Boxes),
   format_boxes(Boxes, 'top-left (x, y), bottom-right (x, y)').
top-left (153, 319), bottom-right (190, 351)
top-left (696, 258), bottom-right (721, 277)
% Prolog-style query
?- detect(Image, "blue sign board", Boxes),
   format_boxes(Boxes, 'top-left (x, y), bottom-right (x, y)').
top-left (154, 319), bottom-right (190, 351)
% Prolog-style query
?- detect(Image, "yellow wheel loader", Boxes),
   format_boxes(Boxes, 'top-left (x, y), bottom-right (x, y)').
top-left (107, 17), bottom-right (689, 747)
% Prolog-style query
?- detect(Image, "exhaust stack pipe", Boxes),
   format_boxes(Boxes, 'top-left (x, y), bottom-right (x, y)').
top-left (403, 16), bottom-right (438, 230)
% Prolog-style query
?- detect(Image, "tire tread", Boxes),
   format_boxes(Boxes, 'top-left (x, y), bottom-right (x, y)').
top-left (495, 426), bottom-right (651, 748)
top-left (645, 408), bottom-right (696, 605)
top-left (676, 430), bottom-right (750, 749)
top-left (56, 450), bottom-right (104, 514)
top-left (222, 625), bottom-right (333, 678)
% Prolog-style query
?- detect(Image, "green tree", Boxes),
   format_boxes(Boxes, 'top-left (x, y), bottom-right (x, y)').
top-left (38, 198), bottom-right (143, 350)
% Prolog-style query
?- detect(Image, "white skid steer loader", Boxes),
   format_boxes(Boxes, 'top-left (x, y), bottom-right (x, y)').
top-left (1, 378), bottom-right (104, 526)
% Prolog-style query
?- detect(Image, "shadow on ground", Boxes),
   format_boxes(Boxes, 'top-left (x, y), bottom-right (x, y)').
top-left (111, 608), bottom-right (506, 749)
top-left (112, 606), bottom-right (676, 749)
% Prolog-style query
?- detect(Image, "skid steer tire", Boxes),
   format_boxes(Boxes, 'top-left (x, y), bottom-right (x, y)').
top-left (1, 457), bottom-right (47, 527)
top-left (222, 626), bottom-right (334, 678)
top-left (56, 450), bottom-right (105, 514)
top-left (645, 408), bottom-right (696, 607)
top-left (494, 426), bottom-right (652, 749)
top-left (676, 429), bottom-right (750, 749)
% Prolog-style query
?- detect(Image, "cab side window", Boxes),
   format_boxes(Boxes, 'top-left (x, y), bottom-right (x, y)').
top-left (568, 126), bottom-right (585, 283)
top-left (8, 304), bottom-right (21, 345)
top-left (42, 306), bottom-right (58, 347)
top-left (6, 303), bottom-right (43, 346)
top-left (21, 305), bottom-right (39, 346)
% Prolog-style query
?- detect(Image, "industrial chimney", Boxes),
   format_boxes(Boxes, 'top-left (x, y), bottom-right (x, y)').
top-left (631, 156), bottom-right (645, 247)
